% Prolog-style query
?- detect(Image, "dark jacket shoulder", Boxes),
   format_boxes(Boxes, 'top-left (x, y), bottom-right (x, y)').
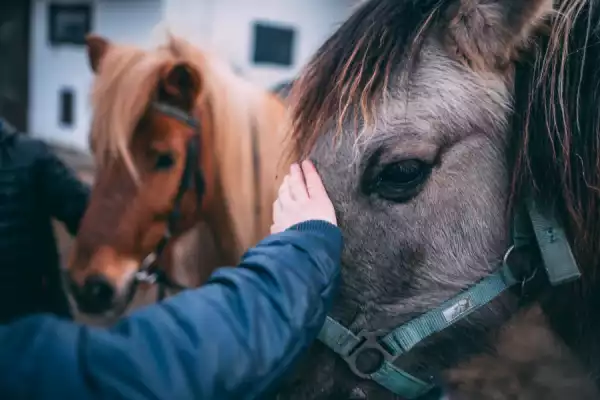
top-left (0, 122), bottom-right (45, 167)
top-left (0, 122), bottom-right (90, 233)
top-left (0, 119), bottom-right (89, 321)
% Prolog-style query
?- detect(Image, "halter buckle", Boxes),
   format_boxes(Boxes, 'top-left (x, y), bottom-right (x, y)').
top-left (135, 269), bottom-right (157, 284)
top-left (344, 330), bottom-right (395, 379)
top-left (136, 252), bottom-right (159, 284)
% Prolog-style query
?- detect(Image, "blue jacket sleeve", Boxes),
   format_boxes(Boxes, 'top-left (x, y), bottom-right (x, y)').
top-left (0, 221), bottom-right (342, 400)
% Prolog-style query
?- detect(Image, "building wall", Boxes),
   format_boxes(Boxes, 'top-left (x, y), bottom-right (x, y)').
top-left (29, 0), bottom-right (355, 151)
top-left (29, 0), bottom-right (163, 150)
top-left (163, 0), bottom-right (354, 88)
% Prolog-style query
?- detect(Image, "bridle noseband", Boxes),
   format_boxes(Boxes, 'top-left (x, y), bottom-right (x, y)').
top-left (318, 197), bottom-right (581, 399)
top-left (128, 102), bottom-right (205, 303)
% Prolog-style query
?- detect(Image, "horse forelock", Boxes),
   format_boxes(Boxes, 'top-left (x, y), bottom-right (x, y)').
top-left (90, 41), bottom-right (174, 182)
top-left (288, 0), bottom-right (445, 160)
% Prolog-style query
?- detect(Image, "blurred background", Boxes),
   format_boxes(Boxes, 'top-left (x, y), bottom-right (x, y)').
top-left (1, 0), bottom-right (359, 153)
top-left (1, 0), bottom-right (359, 320)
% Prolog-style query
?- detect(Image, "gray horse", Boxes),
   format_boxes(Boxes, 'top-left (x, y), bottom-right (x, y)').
top-left (277, 0), bottom-right (600, 398)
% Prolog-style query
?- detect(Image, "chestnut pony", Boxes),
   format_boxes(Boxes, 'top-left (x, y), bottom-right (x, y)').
top-left (67, 34), bottom-right (287, 317)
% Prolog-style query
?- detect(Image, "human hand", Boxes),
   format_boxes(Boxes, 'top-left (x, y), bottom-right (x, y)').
top-left (271, 160), bottom-right (337, 234)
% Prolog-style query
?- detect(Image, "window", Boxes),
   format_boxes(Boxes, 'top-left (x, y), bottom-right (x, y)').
top-left (252, 22), bottom-right (295, 67)
top-left (48, 3), bottom-right (92, 46)
top-left (59, 87), bottom-right (75, 127)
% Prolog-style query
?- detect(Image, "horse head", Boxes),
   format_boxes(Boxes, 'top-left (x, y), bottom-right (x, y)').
top-left (67, 35), bottom-right (216, 316)
top-left (280, 0), bottom-right (600, 398)
top-left (67, 32), bottom-right (287, 318)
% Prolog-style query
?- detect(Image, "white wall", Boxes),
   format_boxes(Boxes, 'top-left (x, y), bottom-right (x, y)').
top-left (162, 0), bottom-right (216, 46)
top-left (164, 0), bottom-right (355, 88)
top-left (29, 0), bottom-right (163, 151)
top-left (29, 0), bottom-right (356, 151)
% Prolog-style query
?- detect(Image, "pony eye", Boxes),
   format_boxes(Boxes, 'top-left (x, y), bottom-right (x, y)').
top-left (154, 152), bottom-right (175, 171)
top-left (379, 160), bottom-right (426, 185)
top-left (369, 160), bottom-right (431, 203)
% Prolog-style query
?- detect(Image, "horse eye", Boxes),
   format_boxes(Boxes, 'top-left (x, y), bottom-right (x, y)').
top-left (370, 159), bottom-right (431, 202)
top-left (380, 160), bottom-right (426, 184)
top-left (154, 152), bottom-right (175, 171)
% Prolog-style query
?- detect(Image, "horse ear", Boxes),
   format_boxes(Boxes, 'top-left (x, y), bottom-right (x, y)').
top-left (86, 35), bottom-right (110, 73)
top-left (159, 62), bottom-right (202, 109)
top-left (444, 0), bottom-right (553, 70)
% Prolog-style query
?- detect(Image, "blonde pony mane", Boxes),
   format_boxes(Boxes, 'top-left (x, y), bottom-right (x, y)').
top-left (90, 33), bottom-right (286, 254)
top-left (90, 42), bottom-right (172, 180)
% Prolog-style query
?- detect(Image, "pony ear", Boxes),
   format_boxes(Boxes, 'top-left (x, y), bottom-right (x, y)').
top-left (444, 0), bottom-right (553, 70)
top-left (86, 35), bottom-right (110, 73)
top-left (159, 62), bottom-right (202, 109)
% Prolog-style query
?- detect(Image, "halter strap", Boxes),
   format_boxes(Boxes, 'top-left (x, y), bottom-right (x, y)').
top-left (524, 198), bottom-right (580, 285)
top-left (319, 259), bottom-right (519, 398)
top-left (318, 198), bottom-right (581, 399)
top-left (130, 101), bottom-right (206, 303)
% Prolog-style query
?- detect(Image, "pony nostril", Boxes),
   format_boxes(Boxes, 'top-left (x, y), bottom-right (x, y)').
top-left (80, 275), bottom-right (115, 313)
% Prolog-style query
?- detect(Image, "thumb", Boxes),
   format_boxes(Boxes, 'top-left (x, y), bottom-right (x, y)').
top-left (301, 160), bottom-right (326, 198)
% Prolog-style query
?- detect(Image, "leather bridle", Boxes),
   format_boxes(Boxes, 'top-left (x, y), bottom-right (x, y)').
top-left (125, 102), bottom-right (205, 305)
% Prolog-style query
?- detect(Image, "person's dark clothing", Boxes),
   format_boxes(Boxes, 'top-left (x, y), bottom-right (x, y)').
top-left (0, 118), bottom-right (90, 323)
top-left (0, 221), bottom-right (342, 400)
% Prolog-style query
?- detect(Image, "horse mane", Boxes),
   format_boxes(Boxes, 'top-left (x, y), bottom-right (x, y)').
top-left (288, 0), bottom-right (444, 159)
top-left (166, 34), bottom-right (286, 250)
top-left (509, 0), bottom-right (600, 279)
top-left (90, 42), bottom-right (171, 180)
top-left (90, 32), bottom-right (285, 251)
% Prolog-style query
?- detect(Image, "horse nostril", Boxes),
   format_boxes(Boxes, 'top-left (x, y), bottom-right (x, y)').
top-left (80, 274), bottom-right (115, 313)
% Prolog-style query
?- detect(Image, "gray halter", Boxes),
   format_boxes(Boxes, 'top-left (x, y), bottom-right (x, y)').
top-left (318, 197), bottom-right (581, 398)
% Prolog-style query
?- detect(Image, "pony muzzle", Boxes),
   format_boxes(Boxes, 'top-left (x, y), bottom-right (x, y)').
top-left (68, 255), bottom-right (140, 315)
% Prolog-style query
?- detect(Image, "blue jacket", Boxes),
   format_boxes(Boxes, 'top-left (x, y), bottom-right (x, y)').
top-left (0, 221), bottom-right (342, 399)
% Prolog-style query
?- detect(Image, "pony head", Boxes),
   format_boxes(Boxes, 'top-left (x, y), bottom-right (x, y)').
top-left (67, 35), bottom-right (214, 316)
top-left (278, 0), bottom-right (600, 397)
top-left (68, 32), bottom-right (283, 317)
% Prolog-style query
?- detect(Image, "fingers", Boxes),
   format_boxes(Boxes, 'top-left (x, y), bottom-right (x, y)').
top-left (301, 160), bottom-right (326, 198)
top-left (288, 163), bottom-right (309, 201)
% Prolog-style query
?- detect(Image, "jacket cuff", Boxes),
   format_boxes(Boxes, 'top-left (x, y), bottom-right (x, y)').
top-left (287, 220), bottom-right (338, 234)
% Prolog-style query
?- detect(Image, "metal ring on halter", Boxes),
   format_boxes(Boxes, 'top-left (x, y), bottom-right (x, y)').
top-left (502, 244), bottom-right (516, 269)
top-left (135, 269), bottom-right (157, 284)
top-left (135, 252), bottom-right (159, 283)
top-left (502, 244), bottom-right (538, 292)
top-left (521, 267), bottom-right (538, 293)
